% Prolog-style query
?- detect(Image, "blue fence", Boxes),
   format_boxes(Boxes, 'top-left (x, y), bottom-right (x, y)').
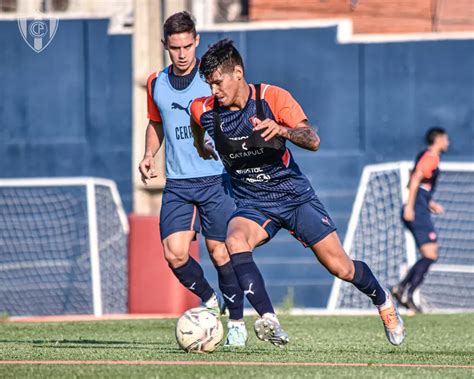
top-left (1, 20), bottom-right (472, 307)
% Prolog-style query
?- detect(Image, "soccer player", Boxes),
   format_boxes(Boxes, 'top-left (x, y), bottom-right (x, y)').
top-left (138, 13), bottom-right (247, 347)
top-left (190, 39), bottom-right (405, 347)
top-left (392, 127), bottom-right (449, 313)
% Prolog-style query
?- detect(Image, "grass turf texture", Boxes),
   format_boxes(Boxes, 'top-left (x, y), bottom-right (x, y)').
top-left (0, 314), bottom-right (472, 378)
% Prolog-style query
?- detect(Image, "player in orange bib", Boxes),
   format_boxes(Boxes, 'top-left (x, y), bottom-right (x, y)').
top-left (393, 127), bottom-right (449, 313)
top-left (190, 39), bottom-right (405, 347)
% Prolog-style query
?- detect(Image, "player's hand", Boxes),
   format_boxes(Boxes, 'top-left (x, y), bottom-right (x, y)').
top-left (253, 118), bottom-right (286, 141)
top-left (429, 201), bottom-right (445, 214)
top-left (194, 141), bottom-right (218, 160)
top-left (203, 142), bottom-right (219, 160)
top-left (403, 205), bottom-right (415, 222)
top-left (138, 155), bottom-right (157, 185)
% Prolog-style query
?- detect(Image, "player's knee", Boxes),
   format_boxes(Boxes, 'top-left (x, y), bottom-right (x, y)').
top-left (225, 232), bottom-right (251, 253)
top-left (428, 250), bottom-right (439, 261)
top-left (163, 241), bottom-right (189, 268)
top-left (421, 244), bottom-right (438, 261)
top-left (207, 242), bottom-right (230, 266)
top-left (331, 263), bottom-right (355, 282)
top-left (164, 250), bottom-right (189, 268)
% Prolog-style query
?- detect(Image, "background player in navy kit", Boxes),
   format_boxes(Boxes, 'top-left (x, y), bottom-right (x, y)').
top-left (393, 127), bottom-right (450, 313)
top-left (138, 13), bottom-right (247, 347)
top-left (191, 39), bottom-right (405, 347)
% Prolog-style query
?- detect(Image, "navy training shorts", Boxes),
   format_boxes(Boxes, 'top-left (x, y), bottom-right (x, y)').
top-left (230, 195), bottom-right (337, 247)
top-left (402, 189), bottom-right (437, 247)
top-left (160, 174), bottom-right (236, 241)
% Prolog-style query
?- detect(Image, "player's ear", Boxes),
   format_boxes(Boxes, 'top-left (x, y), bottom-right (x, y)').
top-left (161, 38), bottom-right (168, 50)
top-left (234, 65), bottom-right (244, 80)
top-left (195, 34), bottom-right (200, 48)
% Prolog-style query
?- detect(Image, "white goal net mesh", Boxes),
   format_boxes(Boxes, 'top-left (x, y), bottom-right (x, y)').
top-left (0, 178), bottom-right (128, 317)
top-left (421, 169), bottom-right (474, 310)
top-left (329, 162), bottom-right (474, 311)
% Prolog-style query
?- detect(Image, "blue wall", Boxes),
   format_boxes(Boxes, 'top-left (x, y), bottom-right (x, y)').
top-left (1, 20), bottom-right (472, 307)
top-left (0, 19), bottom-right (132, 211)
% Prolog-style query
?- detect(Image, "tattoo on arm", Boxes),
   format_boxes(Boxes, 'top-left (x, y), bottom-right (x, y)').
top-left (286, 126), bottom-right (320, 151)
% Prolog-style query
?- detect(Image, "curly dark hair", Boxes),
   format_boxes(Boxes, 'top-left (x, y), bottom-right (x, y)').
top-left (425, 127), bottom-right (446, 145)
top-left (163, 11), bottom-right (196, 42)
top-left (199, 39), bottom-right (245, 81)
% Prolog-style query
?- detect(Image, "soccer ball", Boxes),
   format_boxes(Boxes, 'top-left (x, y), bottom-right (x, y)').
top-left (175, 307), bottom-right (224, 353)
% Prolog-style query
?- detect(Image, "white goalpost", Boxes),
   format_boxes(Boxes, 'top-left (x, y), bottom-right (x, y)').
top-left (327, 161), bottom-right (474, 312)
top-left (0, 177), bottom-right (129, 317)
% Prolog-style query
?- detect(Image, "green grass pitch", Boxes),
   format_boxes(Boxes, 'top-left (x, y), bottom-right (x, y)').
top-left (0, 313), bottom-right (473, 378)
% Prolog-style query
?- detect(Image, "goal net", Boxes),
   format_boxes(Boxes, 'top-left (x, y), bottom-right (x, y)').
top-left (0, 177), bottom-right (129, 317)
top-left (327, 162), bottom-right (474, 312)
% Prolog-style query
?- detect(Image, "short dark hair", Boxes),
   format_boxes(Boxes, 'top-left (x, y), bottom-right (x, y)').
top-left (199, 39), bottom-right (244, 81)
top-left (425, 127), bottom-right (447, 145)
top-left (163, 11), bottom-right (196, 42)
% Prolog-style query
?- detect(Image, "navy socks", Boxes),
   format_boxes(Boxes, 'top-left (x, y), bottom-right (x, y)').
top-left (230, 252), bottom-right (275, 316)
top-left (405, 257), bottom-right (436, 296)
top-left (215, 261), bottom-right (244, 320)
top-left (171, 256), bottom-right (214, 302)
top-left (351, 260), bottom-right (387, 306)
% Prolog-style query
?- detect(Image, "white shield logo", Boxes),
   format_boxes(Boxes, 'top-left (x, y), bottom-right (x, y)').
top-left (17, 14), bottom-right (59, 53)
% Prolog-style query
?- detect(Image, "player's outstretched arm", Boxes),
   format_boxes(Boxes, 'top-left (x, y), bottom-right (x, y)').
top-left (138, 120), bottom-right (163, 185)
top-left (284, 120), bottom-right (320, 151)
top-left (254, 118), bottom-right (320, 151)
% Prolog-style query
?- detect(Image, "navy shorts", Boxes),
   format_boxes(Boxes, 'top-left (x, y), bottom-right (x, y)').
top-left (230, 196), bottom-right (337, 247)
top-left (402, 189), bottom-right (437, 247)
top-left (160, 175), bottom-right (236, 241)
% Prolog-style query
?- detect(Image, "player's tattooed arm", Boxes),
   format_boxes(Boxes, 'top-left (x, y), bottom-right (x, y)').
top-left (284, 121), bottom-right (320, 151)
top-left (254, 118), bottom-right (320, 151)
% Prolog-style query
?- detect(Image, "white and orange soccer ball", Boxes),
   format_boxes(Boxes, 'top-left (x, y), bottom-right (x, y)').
top-left (175, 307), bottom-right (224, 353)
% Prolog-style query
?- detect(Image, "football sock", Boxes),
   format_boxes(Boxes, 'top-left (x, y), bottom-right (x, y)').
top-left (351, 260), bottom-right (387, 306)
top-left (215, 261), bottom-right (244, 320)
top-left (171, 256), bottom-right (214, 302)
top-left (406, 257), bottom-right (436, 297)
top-left (398, 264), bottom-right (416, 293)
top-left (230, 252), bottom-right (275, 316)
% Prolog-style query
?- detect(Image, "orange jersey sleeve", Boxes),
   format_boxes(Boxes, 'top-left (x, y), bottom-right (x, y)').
top-left (416, 152), bottom-right (439, 179)
top-left (261, 84), bottom-right (307, 129)
top-left (146, 72), bottom-right (162, 122)
top-left (191, 96), bottom-right (214, 128)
